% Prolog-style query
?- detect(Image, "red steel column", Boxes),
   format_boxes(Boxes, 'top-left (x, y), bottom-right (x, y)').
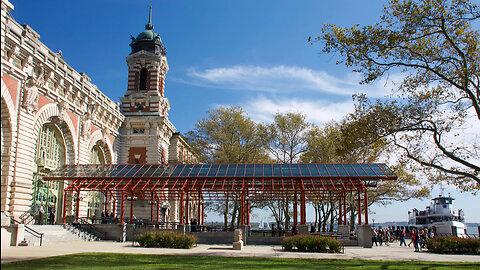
top-left (198, 190), bottom-right (202, 222)
top-left (150, 192), bottom-right (154, 223)
top-left (246, 201), bottom-right (250, 226)
top-left (357, 190), bottom-right (362, 225)
top-left (201, 203), bottom-right (205, 225)
top-left (300, 189), bottom-right (306, 225)
top-left (293, 190), bottom-right (298, 227)
top-left (344, 193), bottom-right (347, 225)
top-left (130, 193), bottom-right (134, 223)
top-left (112, 197), bottom-right (116, 217)
top-left (240, 190), bottom-right (245, 226)
top-left (75, 190), bottom-right (80, 219)
top-left (104, 192), bottom-right (109, 214)
top-left (62, 190), bottom-right (68, 224)
top-left (185, 191), bottom-right (189, 224)
top-left (156, 197), bottom-right (160, 223)
top-left (179, 192), bottom-right (184, 225)
top-left (364, 189), bottom-right (369, 224)
top-left (120, 192), bottom-right (125, 225)
top-left (338, 192), bottom-right (343, 226)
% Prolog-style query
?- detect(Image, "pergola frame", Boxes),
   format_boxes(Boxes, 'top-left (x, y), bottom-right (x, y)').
top-left (44, 163), bottom-right (397, 227)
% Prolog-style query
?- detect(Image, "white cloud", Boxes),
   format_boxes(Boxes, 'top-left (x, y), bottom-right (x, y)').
top-left (216, 95), bottom-right (355, 126)
top-left (186, 65), bottom-right (392, 97)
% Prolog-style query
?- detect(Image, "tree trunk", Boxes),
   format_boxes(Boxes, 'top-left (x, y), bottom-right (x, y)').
top-left (329, 201), bottom-right (335, 232)
top-left (230, 201), bottom-right (238, 230)
top-left (224, 195), bottom-right (229, 230)
top-left (284, 198), bottom-right (290, 230)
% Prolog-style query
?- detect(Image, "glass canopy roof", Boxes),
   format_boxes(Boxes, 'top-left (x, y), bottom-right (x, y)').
top-left (44, 163), bottom-right (396, 180)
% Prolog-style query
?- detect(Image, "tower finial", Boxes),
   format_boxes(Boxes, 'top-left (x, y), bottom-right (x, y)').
top-left (145, 6), bottom-right (154, 30)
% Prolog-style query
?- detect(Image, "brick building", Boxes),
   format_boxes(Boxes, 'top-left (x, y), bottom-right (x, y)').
top-left (1, 1), bottom-right (197, 225)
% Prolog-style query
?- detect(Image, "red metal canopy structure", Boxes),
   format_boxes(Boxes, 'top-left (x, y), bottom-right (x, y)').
top-left (44, 163), bottom-right (397, 228)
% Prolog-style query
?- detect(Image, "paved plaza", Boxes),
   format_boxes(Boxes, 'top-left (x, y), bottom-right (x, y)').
top-left (2, 240), bottom-right (479, 264)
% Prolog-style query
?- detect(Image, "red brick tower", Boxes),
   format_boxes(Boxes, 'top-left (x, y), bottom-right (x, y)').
top-left (118, 7), bottom-right (175, 164)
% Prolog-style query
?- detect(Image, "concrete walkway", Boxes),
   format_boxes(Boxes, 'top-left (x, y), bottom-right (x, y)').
top-left (2, 240), bottom-right (479, 264)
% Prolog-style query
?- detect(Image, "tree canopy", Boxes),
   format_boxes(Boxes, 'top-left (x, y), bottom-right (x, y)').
top-left (186, 106), bottom-right (271, 164)
top-left (185, 106), bottom-right (271, 228)
top-left (314, 0), bottom-right (480, 192)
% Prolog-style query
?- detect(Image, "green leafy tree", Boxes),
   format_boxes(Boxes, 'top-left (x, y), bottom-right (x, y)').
top-left (313, 0), bottom-right (480, 192)
top-left (186, 106), bottom-right (271, 229)
top-left (258, 112), bottom-right (310, 229)
top-left (302, 120), bottom-right (429, 231)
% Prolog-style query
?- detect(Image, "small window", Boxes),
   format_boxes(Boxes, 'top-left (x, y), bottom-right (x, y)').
top-left (132, 128), bottom-right (145, 134)
top-left (139, 68), bottom-right (148, 90)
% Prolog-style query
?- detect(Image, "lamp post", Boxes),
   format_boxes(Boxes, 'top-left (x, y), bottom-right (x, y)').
top-left (372, 218), bottom-right (375, 228)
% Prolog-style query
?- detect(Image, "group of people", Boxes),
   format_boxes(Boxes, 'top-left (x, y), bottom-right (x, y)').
top-left (34, 204), bottom-right (56, 225)
top-left (100, 211), bottom-right (116, 224)
top-left (372, 228), bottom-right (393, 246)
top-left (271, 224), bottom-right (285, 236)
top-left (407, 227), bottom-right (435, 252)
top-left (372, 226), bottom-right (436, 252)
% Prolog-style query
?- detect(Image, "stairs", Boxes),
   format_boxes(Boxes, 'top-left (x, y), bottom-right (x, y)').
top-left (22, 225), bottom-right (98, 246)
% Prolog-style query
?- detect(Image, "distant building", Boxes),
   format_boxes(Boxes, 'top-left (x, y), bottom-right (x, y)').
top-left (1, 1), bottom-right (197, 224)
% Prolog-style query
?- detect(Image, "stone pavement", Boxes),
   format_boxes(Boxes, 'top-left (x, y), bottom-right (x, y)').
top-left (1, 240), bottom-right (479, 264)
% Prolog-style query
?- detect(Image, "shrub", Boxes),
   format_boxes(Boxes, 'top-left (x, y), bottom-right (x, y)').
top-left (282, 235), bottom-right (342, 253)
top-left (137, 231), bottom-right (198, 249)
top-left (427, 237), bottom-right (480, 255)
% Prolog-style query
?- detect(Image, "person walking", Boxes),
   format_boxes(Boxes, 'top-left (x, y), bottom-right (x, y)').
top-left (372, 229), bottom-right (378, 246)
top-left (378, 229), bottom-right (384, 246)
top-left (407, 228), bottom-right (415, 247)
top-left (49, 206), bottom-right (55, 224)
top-left (413, 228), bottom-right (420, 252)
top-left (38, 203), bottom-right (45, 225)
top-left (399, 229), bottom-right (407, 246)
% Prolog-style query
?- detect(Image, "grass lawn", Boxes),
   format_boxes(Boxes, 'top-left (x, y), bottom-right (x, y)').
top-left (2, 253), bottom-right (479, 269)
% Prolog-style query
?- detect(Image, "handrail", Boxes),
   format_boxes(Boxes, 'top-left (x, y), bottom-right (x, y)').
top-left (64, 223), bottom-right (98, 241)
top-left (77, 217), bottom-right (106, 239)
top-left (18, 210), bottom-right (34, 225)
top-left (9, 216), bottom-right (44, 246)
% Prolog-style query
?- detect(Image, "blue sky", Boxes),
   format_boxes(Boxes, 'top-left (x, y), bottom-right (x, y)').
top-left (11, 0), bottom-right (479, 223)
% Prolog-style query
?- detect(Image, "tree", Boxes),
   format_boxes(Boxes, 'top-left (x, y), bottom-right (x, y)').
top-left (314, 0), bottom-right (480, 192)
top-left (186, 106), bottom-right (271, 229)
top-left (186, 106), bottom-right (270, 164)
top-left (259, 112), bottom-right (310, 163)
top-left (302, 119), bottom-right (429, 231)
top-left (258, 112), bottom-right (310, 229)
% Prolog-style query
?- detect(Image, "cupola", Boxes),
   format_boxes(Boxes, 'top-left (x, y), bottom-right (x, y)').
top-left (129, 6), bottom-right (166, 56)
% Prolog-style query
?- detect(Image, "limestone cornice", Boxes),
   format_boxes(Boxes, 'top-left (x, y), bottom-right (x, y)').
top-left (2, 13), bottom-right (125, 136)
top-left (126, 50), bottom-right (169, 73)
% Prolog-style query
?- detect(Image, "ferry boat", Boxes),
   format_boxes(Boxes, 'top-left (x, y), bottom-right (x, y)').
top-left (408, 194), bottom-right (466, 237)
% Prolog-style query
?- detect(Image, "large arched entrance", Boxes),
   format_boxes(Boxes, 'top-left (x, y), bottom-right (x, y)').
top-left (87, 141), bottom-right (108, 218)
top-left (1, 97), bottom-right (13, 211)
top-left (32, 122), bottom-right (66, 224)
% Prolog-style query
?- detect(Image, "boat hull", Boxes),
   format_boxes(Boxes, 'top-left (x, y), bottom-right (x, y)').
top-left (411, 221), bottom-right (467, 237)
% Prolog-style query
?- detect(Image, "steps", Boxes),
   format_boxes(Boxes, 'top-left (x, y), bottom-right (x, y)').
top-left (22, 225), bottom-right (90, 246)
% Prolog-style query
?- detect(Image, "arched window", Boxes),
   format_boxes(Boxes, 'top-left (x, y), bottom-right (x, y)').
top-left (32, 123), bottom-right (66, 224)
top-left (88, 143), bottom-right (107, 218)
top-left (89, 144), bottom-right (106, 165)
top-left (139, 68), bottom-right (148, 90)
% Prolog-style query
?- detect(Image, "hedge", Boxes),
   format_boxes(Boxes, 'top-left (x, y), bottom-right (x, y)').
top-left (136, 232), bottom-right (198, 249)
top-left (427, 237), bottom-right (480, 255)
top-left (282, 235), bottom-right (342, 253)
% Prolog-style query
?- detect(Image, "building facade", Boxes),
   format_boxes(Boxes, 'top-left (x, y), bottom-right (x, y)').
top-left (1, 1), bottom-right (197, 225)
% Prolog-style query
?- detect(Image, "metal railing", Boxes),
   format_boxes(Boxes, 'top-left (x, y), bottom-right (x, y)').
top-left (18, 210), bottom-right (35, 225)
top-left (7, 214), bottom-right (44, 246)
top-left (75, 217), bottom-right (105, 240)
top-left (63, 223), bottom-right (99, 241)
